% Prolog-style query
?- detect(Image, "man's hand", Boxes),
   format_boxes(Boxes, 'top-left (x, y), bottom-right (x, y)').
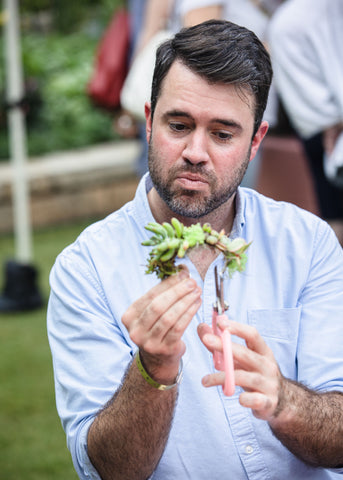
top-left (198, 319), bottom-right (284, 420)
top-left (123, 266), bottom-right (202, 384)
top-left (198, 319), bottom-right (343, 468)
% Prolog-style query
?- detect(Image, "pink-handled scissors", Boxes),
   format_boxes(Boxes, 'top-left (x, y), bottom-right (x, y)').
top-left (212, 265), bottom-right (235, 396)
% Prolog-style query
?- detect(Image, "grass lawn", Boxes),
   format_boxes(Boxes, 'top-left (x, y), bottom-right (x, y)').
top-left (0, 219), bottom-right (97, 480)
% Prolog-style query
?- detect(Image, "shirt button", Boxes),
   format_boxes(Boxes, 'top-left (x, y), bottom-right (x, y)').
top-left (245, 445), bottom-right (254, 454)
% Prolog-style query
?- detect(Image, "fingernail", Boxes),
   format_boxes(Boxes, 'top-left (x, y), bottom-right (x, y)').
top-left (202, 375), bottom-right (210, 387)
top-left (178, 269), bottom-right (189, 280)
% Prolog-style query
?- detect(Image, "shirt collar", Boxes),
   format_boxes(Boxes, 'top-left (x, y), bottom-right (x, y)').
top-left (131, 173), bottom-right (156, 228)
top-left (231, 187), bottom-right (246, 238)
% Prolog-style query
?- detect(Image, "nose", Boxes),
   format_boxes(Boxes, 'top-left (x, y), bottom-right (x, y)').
top-left (182, 129), bottom-right (210, 165)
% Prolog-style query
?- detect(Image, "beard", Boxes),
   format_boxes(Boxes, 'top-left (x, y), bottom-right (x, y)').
top-left (148, 139), bottom-right (251, 219)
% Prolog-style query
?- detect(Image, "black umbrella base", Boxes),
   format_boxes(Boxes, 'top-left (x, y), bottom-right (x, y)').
top-left (0, 260), bottom-right (44, 313)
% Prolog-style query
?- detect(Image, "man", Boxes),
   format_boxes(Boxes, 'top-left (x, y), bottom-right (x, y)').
top-left (47, 20), bottom-right (343, 480)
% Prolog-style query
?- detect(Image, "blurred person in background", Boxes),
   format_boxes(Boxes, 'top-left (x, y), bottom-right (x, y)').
top-left (268, 0), bottom-right (343, 245)
top-left (112, 0), bottom-right (147, 141)
top-left (114, 0), bottom-right (175, 176)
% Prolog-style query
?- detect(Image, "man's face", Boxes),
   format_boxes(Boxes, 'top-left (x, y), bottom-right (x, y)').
top-left (145, 61), bottom-right (268, 219)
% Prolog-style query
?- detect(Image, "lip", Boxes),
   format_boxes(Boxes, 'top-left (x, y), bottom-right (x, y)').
top-left (175, 173), bottom-right (208, 189)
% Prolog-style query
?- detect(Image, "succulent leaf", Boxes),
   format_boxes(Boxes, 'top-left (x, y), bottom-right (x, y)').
top-left (143, 219), bottom-right (251, 279)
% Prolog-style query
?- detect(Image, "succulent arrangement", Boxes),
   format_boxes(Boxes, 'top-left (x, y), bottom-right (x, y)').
top-left (142, 218), bottom-right (251, 279)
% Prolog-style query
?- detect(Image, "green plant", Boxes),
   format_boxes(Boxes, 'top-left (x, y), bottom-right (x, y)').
top-left (143, 219), bottom-right (251, 279)
top-left (0, 2), bottom-right (125, 160)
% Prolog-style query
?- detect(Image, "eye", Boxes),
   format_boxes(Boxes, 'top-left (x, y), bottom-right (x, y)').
top-left (169, 122), bottom-right (189, 133)
top-left (212, 130), bottom-right (233, 143)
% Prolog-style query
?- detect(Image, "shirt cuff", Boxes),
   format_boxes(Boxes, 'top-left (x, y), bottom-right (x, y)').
top-left (76, 418), bottom-right (102, 480)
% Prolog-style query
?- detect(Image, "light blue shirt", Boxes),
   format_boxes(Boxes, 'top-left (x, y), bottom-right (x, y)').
top-left (47, 173), bottom-right (343, 479)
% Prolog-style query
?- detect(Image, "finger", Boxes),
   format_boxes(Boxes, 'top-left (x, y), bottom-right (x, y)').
top-left (150, 286), bottom-right (202, 348)
top-left (197, 322), bottom-right (213, 338)
top-left (123, 266), bottom-right (190, 328)
top-left (231, 342), bottom-right (273, 382)
top-left (234, 367), bottom-right (273, 394)
top-left (200, 331), bottom-right (223, 355)
top-left (231, 342), bottom-right (260, 371)
top-left (139, 289), bottom-right (202, 362)
top-left (126, 273), bottom-right (197, 339)
top-left (219, 319), bottom-right (271, 357)
top-left (197, 323), bottom-right (223, 355)
top-left (200, 326), bottom-right (273, 379)
top-left (202, 371), bottom-right (226, 388)
top-left (239, 391), bottom-right (275, 419)
top-left (142, 278), bottom-right (199, 329)
top-left (232, 342), bottom-right (281, 392)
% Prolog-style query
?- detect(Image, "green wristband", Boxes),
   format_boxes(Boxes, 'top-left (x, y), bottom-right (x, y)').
top-left (135, 351), bottom-right (183, 391)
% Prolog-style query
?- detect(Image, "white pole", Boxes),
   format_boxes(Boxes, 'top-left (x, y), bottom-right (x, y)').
top-left (3, 0), bottom-right (32, 263)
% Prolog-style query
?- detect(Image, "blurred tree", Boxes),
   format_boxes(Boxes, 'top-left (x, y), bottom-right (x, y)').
top-left (20, 0), bottom-right (125, 33)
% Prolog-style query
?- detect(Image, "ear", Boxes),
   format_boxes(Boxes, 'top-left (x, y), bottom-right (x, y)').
top-left (249, 121), bottom-right (269, 161)
top-left (145, 102), bottom-right (152, 143)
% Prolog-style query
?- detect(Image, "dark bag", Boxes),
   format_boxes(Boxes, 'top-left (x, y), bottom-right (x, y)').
top-left (87, 9), bottom-right (130, 109)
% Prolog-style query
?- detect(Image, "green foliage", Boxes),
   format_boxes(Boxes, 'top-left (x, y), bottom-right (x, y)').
top-left (143, 219), bottom-right (251, 279)
top-left (30, 32), bottom-right (118, 152)
top-left (0, 2), bottom-right (125, 160)
top-left (0, 220), bottom-right (93, 479)
top-left (20, 0), bottom-right (124, 32)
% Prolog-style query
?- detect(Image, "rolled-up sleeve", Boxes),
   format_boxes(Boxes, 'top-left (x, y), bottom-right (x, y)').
top-left (297, 220), bottom-right (343, 392)
top-left (47, 245), bottom-right (133, 479)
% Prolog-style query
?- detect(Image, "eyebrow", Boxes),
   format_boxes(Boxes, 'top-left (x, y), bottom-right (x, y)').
top-left (212, 118), bottom-right (243, 131)
top-left (162, 110), bottom-right (192, 121)
top-left (162, 110), bottom-right (243, 131)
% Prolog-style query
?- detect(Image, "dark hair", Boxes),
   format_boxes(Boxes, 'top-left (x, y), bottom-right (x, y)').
top-left (150, 19), bottom-right (273, 135)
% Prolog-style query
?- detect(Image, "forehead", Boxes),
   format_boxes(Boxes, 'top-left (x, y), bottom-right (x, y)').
top-left (155, 60), bottom-right (255, 124)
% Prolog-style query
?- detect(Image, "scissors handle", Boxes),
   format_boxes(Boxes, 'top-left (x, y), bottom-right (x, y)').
top-left (212, 311), bottom-right (235, 396)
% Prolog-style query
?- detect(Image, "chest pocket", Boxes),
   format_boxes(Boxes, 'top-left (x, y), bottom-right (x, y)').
top-left (247, 307), bottom-right (301, 379)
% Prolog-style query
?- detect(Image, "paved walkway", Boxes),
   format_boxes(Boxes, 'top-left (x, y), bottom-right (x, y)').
top-left (0, 140), bottom-right (140, 183)
top-left (0, 140), bottom-right (141, 233)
